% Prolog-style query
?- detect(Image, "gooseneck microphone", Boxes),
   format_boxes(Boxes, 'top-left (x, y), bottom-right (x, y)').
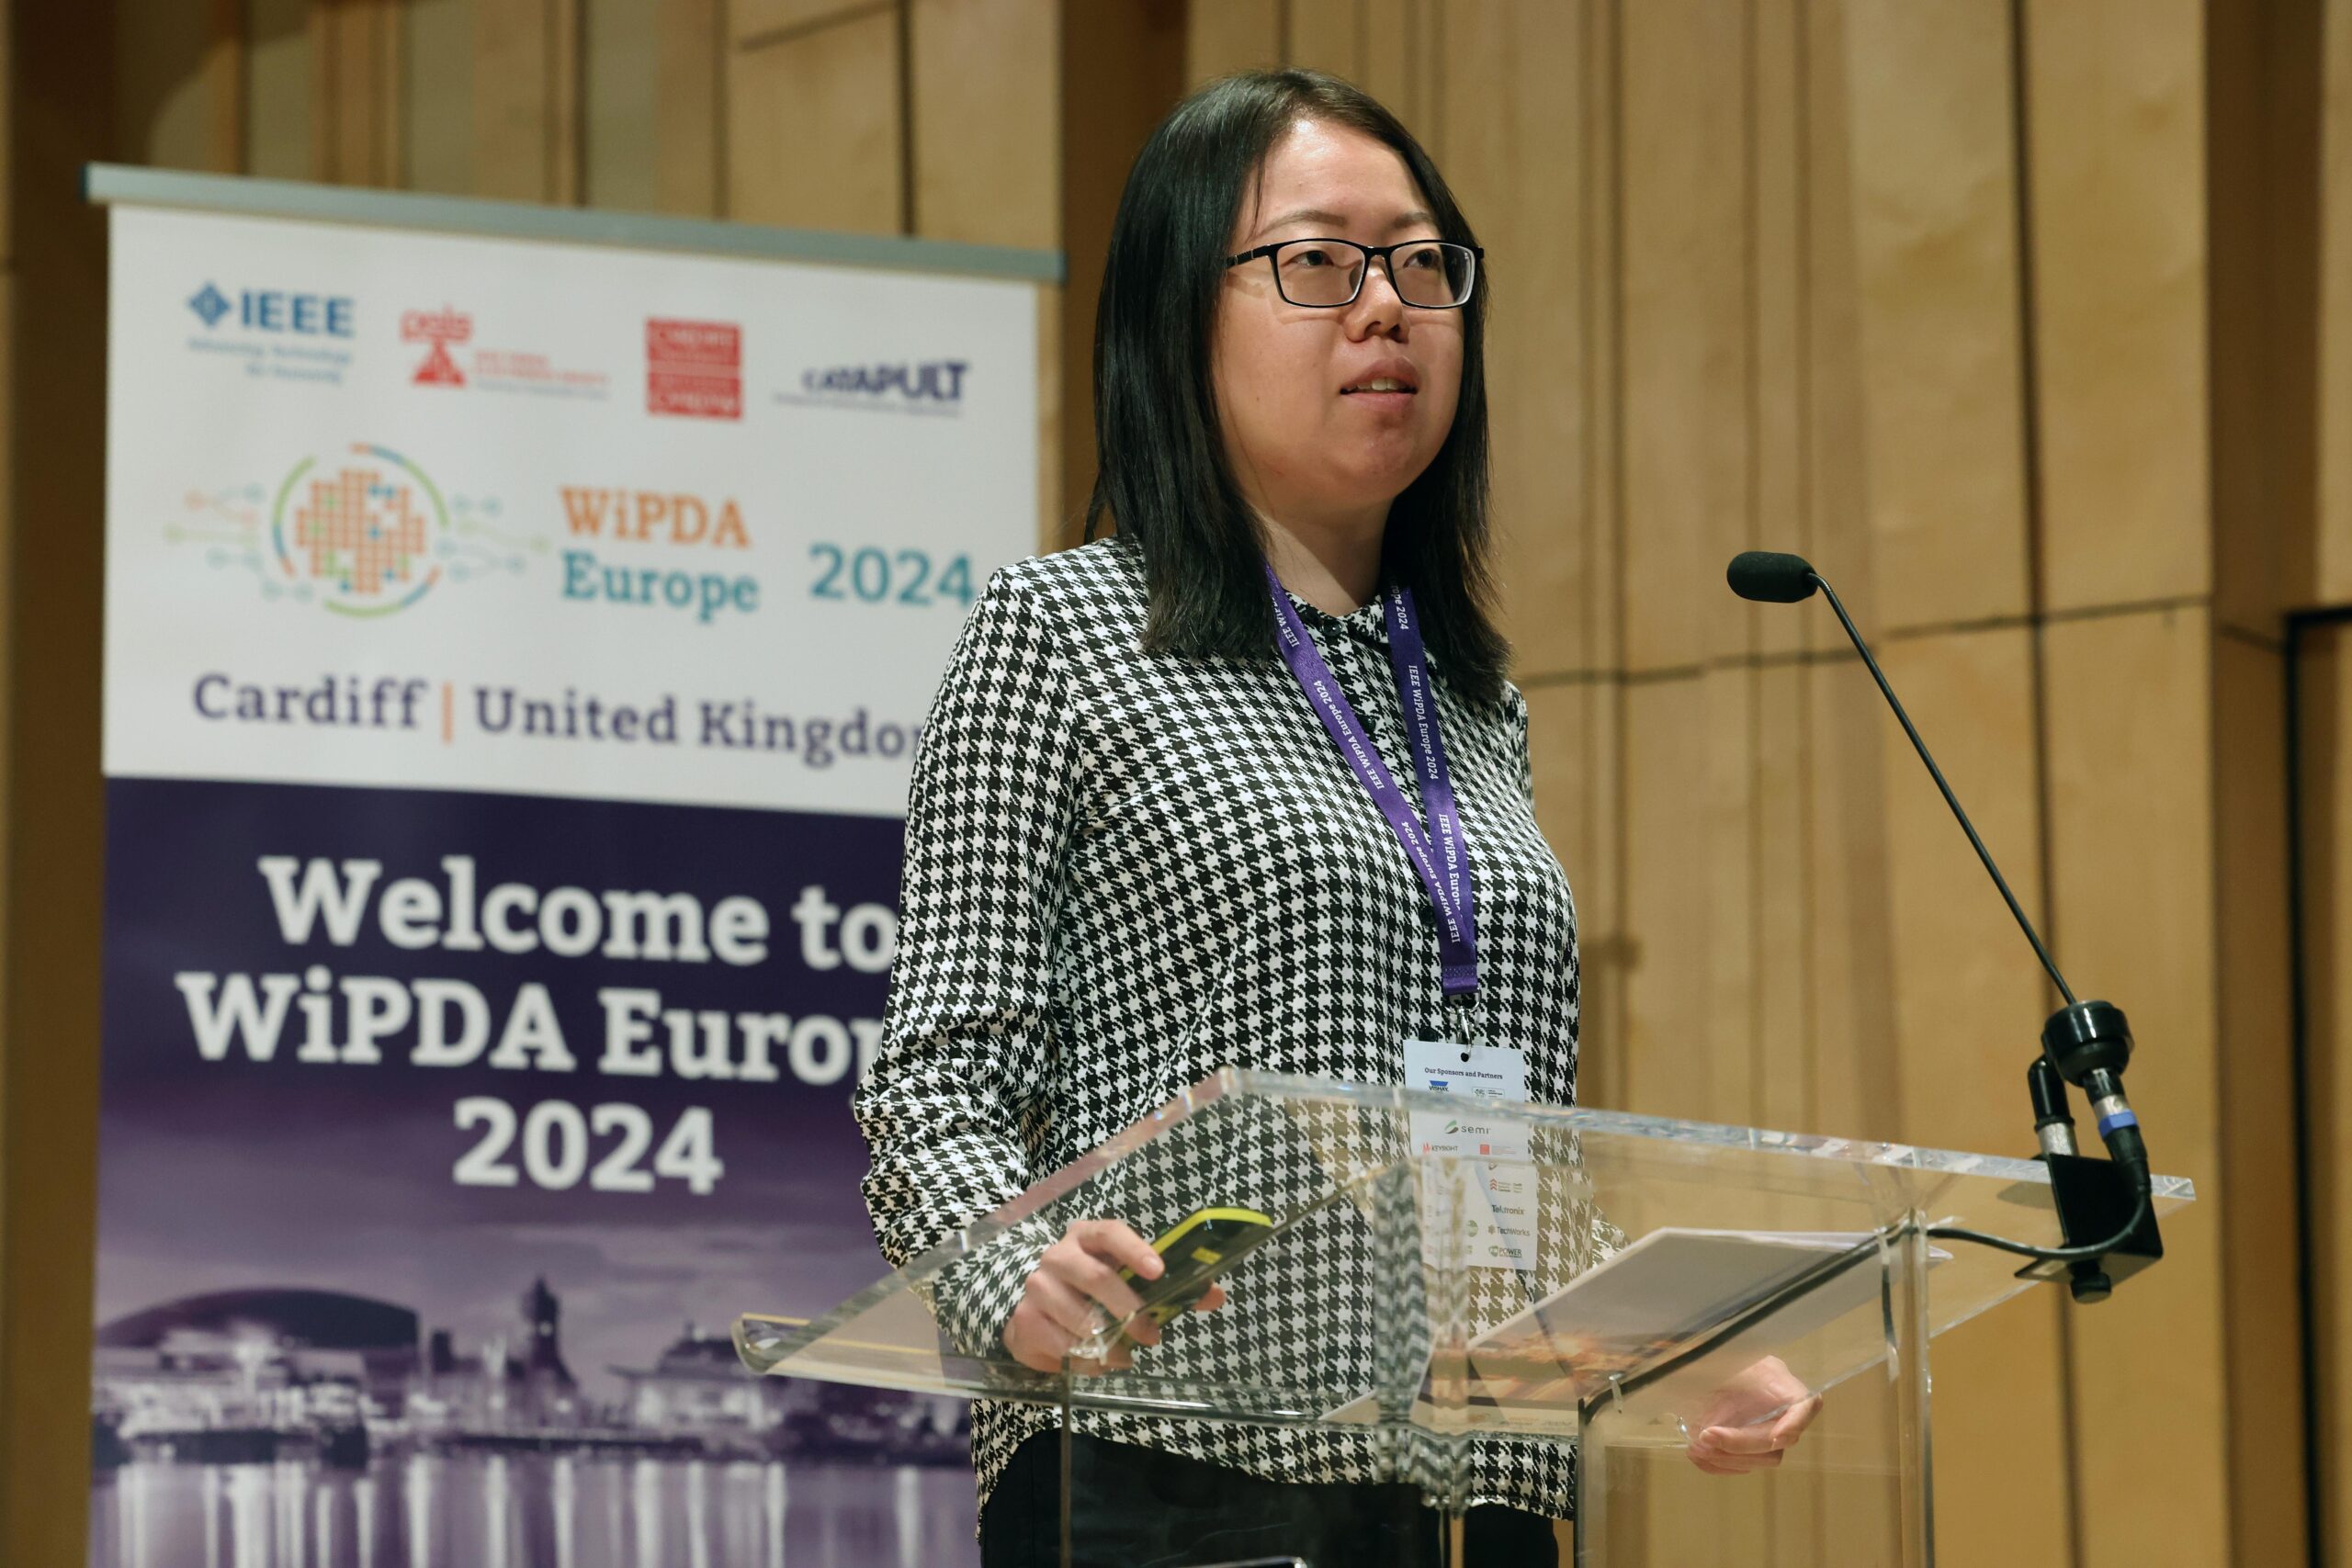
top-left (1727, 550), bottom-right (2159, 1302)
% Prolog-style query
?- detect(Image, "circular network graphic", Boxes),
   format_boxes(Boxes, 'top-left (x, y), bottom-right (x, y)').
top-left (270, 443), bottom-right (450, 617)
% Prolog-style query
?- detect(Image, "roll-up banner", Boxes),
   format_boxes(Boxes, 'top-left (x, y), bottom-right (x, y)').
top-left (88, 169), bottom-right (1045, 1568)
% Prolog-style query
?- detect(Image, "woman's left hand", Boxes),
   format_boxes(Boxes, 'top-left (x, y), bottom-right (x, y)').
top-left (1684, 1356), bottom-right (1822, 1476)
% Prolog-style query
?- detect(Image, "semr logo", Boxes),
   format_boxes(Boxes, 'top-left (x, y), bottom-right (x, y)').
top-left (187, 284), bottom-right (231, 328)
top-left (271, 444), bottom-right (449, 616)
top-left (402, 306), bottom-right (471, 387)
top-left (187, 282), bottom-right (355, 337)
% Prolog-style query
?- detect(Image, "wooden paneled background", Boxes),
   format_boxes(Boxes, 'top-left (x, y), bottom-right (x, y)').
top-left (3, 0), bottom-right (2349, 1562)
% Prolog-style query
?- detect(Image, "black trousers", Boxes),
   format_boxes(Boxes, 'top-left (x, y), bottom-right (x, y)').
top-left (979, 1431), bottom-right (1561, 1568)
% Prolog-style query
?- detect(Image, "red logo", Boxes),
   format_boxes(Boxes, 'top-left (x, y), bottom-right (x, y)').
top-left (647, 319), bottom-right (741, 420)
top-left (402, 307), bottom-right (472, 388)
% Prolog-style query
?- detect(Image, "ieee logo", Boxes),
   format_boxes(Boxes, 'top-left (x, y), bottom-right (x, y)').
top-left (187, 281), bottom-right (355, 337)
top-left (187, 284), bottom-right (231, 328)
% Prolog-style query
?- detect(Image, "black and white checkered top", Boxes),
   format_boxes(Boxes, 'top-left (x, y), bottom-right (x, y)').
top-left (855, 535), bottom-right (1585, 1519)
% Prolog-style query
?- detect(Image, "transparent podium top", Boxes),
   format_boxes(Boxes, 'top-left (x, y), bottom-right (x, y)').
top-left (735, 1068), bottom-right (2191, 1449)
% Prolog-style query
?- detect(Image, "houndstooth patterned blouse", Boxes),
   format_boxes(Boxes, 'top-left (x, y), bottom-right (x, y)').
top-left (855, 535), bottom-right (1587, 1520)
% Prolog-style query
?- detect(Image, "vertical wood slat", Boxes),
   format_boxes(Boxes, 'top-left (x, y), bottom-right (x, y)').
top-left (206, 0), bottom-right (246, 174)
top-left (1287, 0), bottom-right (1360, 81)
top-left (1188, 0), bottom-right (1283, 88)
top-left (2324, 0), bottom-right (2352, 602)
top-left (1617, 0), bottom-right (1752, 675)
top-left (477, 0), bottom-right (584, 203)
top-left (2214, 632), bottom-right (2310, 1567)
top-left (2, 6), bottom-right (114, 1562)
top-left (906, 0), bottom-right (1058, 543)
top-left (1574, 0), bottom-right (1627, 1118)
top-left (1870, 626), bottom-right (2075, 1564)
top-left (2303, 626), bottom-right (2352, 1565)
top-left (908, 0), bottom-right (1056, 250)
top-left (308, 0), bottom-right (402, 187)
top-left (655, 0), bottom-right (721, 214)
top-left (1838, 0), bottom-right (2032, 636)
top-left (2042, 609), bottom-right (2233, 1568)
top-left (725, 6), bottom-right (902, 233)
top-left (2020, 0), bottom-right (2209, 615)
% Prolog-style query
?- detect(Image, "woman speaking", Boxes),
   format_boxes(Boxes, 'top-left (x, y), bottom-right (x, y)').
top-left (854, 67), bottom-right (1808, 1566)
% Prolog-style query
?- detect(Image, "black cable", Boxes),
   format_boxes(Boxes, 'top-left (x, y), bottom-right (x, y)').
top-left (1926, 1180), bottom-right (2149, 1266)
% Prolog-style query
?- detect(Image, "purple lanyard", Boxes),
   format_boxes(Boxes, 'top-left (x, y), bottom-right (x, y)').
top-left (1266, 564), bottom-right (1478, 998)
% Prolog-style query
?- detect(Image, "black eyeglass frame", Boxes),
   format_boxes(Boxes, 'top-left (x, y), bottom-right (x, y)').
top-left (1222, 237), bottom-right (1486, 310)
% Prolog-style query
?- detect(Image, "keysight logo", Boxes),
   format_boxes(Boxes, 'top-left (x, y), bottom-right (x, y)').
top-left (188, 284), bottom-right (231, 328)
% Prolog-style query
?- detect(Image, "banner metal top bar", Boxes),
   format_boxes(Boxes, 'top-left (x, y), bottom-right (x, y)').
top-left (83, 164), bottom-right (1066, 286)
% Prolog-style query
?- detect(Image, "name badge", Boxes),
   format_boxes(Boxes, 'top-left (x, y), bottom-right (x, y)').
top-left (1403, 1040), bottom-right (1534, 1273)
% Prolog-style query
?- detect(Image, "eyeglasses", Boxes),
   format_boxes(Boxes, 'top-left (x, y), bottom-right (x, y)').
top-left (1223, 237), bottom-right (1483, 310)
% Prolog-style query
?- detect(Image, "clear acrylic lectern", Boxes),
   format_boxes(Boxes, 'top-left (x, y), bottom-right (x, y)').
top-left (734, 1069), bottom-right (2192, 1567)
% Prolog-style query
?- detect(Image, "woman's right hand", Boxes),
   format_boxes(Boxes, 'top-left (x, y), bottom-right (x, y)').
top-left (1001, 1217), bottom-right (1227, 1373)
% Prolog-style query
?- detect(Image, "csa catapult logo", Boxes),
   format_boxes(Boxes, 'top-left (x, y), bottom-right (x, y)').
top-left (165, 444), bottom-right (541, 616)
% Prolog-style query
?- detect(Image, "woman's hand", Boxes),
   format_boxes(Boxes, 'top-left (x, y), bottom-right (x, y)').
top-left (1684, 1355), bottom-right (1823, 1476)
top-left (1001, 1218), bottom-right (1227, 1373)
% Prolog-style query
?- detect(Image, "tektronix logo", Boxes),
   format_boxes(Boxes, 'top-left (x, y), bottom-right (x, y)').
top-left (646, 319), bottom-right (742, 421)
top-left (401, 306), bottom-right (472, 387)
top-left (187, 282), bottom-right (355, 337)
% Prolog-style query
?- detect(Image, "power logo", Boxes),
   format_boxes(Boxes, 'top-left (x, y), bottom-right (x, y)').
top-left (402, 307), bottom-right (472, 387)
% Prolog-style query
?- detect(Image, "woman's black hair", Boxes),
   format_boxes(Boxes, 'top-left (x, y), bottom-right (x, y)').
top-left (1085, 68), bottom-right (1507, 703)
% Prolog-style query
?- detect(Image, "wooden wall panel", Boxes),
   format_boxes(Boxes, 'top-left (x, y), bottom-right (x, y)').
top-left (2304, 627), bottom-right (2352, 1563)
top-left (1620, 673), bottom-right (1717, 1119)
top-left (1869, 626), bottom-right (2074, 1558)
top-left (1187, 0), bottom-right (1282, 88)
top-left (404, 0), bottom-right (477, 194)
top-left (2023, 0), bottom-right (2209, 614)
top-left (2215, 631), bottom-right (2308, 1567)
top-left (655, 0), bottom-right (722, 215)
top-left (1357, 0), bottom-right (1429, 128)
top-left (726, 8), bottom-right (903, 232)
top-left (316, 0), bottom-right (404, 186)
top-left (1871, 628), bottom-right (2051, 1149)
top-left (1752, 0), bottom-right (1805, 665)
top-left (1803, 651), bottom-right (1900, 1142)
top-left (1618, 0), bottom-right (1753, 673)
top-left (1796, 0), bottom-right (1875, 662)
top-left (1288, 0), bottom-right (1361, 81)
top-left (586, 0), bottom-right (663, 209)
top-left (1438, 0), bottom-right (1592, 681)
top-left (910, 0), bottom-right (1057, 247)
top-left (2, 6), bottom-right (114, 1560)
top-left (731, 0), bottom-right (888, 44)
top-left (1841, 0), bottom-right (2031, 634)
top-left (2043, 606), bottom-right (2231, 1568)
top-left (2323, 0), bottom-right (2352, 603)
top-left (1754, 661), bottom-right (1812, 1134)
top-left (113, 0), bottom-right (211, 171)
top-left (247, 0), bottom-right (311, 178)
top-left (476, 0), bottom-right (583, 201)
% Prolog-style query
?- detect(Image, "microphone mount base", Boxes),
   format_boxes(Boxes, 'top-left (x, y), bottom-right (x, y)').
top-left (2017, 1151), bottom-right (2164, 1303)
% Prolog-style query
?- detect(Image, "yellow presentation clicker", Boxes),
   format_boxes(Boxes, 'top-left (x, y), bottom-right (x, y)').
top-left (1118, 1206), bottom-right (1277, 1337)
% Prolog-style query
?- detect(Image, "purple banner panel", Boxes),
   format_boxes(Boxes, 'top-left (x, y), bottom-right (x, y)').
top-left (90, 776), bottom-right (980, 1568)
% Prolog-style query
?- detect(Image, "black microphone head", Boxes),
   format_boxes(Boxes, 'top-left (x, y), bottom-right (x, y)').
top-left (1727, 550), bottom-right (1819, 603)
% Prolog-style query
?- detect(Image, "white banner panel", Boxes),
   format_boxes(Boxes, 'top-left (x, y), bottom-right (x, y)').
top-left (105, 205), bottom-right (1038, 816)
top-left (92, 191), bottom-right (1039, 1568)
